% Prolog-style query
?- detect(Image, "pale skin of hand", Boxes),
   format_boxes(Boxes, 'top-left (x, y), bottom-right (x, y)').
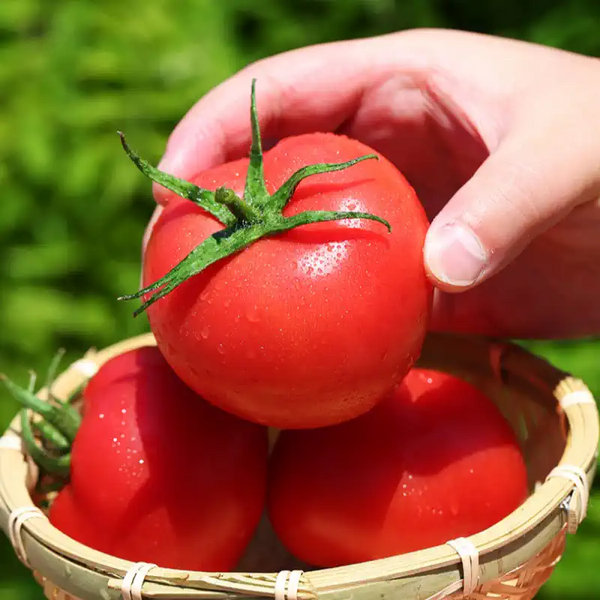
top-left (142, 28), bottom-right (600, 339)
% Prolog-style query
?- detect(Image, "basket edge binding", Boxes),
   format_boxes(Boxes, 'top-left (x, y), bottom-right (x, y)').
top-left (0, 332), bottom-right (598, 600)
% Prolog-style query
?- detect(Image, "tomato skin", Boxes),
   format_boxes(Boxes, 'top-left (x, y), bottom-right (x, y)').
top-left (82, 343), bottom-right (154, 408)
top-left (143, 133), bottom-right (432, 429)
top-left (267, 368), bottom-right (529, 567)
top-left (50, 346), bottom-right (268, 571)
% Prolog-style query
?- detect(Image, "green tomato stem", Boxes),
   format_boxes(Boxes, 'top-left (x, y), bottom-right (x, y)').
top-left (118, 78), bottom-right (392, 316)
top-left (20, 410), bottom-right (71, 478)
top-left (1, 374), bottom-right (81, 443)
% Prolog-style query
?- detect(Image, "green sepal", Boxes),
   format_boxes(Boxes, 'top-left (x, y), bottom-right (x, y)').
top-left (118, 133), bottom-right (236, 227)
top-left (118, 79), bottom-right (392, 316)
top-left (1, 374), bottom-right (81, 442)
top-left (271, 155), bottom-right (379, 211)
top-left (20, 410), bottom-right (71, 478)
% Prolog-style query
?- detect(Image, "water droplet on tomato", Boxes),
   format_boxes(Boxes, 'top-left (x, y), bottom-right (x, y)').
top-left (201, 325), bottom-right (210, 339)
top-left (139, 459), bottom-right (145, 465)
top-left (121, 408), bottom-right (127, 414)
top-left (99, 414), bottom-right (104, 419)
top-left (224, 298), bottom-right (231, 308)
top-left (112, 437), bottom-right (117, 443)
top-left (218, 344), bottom-right (225, 355)
top-left (246, 305), bottom-right (260, 322)
top-left (200, 289), bottom-right (210, 301)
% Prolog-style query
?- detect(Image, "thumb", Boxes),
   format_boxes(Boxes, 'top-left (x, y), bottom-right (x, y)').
top-left (423, 130), bottom-right (599, 291)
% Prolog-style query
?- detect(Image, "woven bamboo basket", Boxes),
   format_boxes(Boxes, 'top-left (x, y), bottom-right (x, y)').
top-left (0, 331), bottom-right (598, 600)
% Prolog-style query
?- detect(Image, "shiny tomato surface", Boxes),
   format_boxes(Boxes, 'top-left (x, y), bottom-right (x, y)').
top-left (143, 133), bottom-right (432, 429)
top-left (267, 368), bottom-right (529, 567)
top-left (50, 346), bottom-right (268, 570)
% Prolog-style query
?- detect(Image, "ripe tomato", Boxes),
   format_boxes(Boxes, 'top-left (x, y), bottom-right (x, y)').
top-left (49, 346), bottom-right (268, 570)
top-left (267, 368), bottom-right (529, 567)
top-left (143, 132), bottom-right (432, 429)
top-left (81, 344), bottom-right (153, 408)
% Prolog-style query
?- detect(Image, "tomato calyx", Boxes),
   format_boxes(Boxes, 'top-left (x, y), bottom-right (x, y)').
top-left (0, 350), bottom-right (82, 478)
top-left (117, 79), bottom-right (392, 317)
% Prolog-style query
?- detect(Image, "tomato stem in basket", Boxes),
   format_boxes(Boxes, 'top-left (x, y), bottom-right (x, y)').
top-left (0, 354), bottom-right (83, 478)
top-left (117, 79), bottom-right (392, 317)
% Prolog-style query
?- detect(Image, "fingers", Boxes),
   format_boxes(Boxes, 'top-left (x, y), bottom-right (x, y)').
top-left (424, 103), bottom-right (600, 291)
top-left (151, 33), bottom-right (433, 204)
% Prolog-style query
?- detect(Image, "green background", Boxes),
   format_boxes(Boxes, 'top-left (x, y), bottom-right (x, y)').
top-left (0, 1), bottom-right (598, 598)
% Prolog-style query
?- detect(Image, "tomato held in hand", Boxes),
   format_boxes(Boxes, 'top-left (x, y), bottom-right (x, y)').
top-left (122, 82), bottom-right (432, 430)
top-left (267, 368), bottom-right (529, 567)
top-left (47, 346), bottom-right (268, 571)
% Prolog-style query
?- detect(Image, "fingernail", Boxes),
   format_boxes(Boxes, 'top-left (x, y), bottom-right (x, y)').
top-left (425, 222), bottom-right (487, 286)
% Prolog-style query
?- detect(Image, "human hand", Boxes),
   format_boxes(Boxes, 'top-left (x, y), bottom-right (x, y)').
top-left (143, 29), bottom-right (600, 339)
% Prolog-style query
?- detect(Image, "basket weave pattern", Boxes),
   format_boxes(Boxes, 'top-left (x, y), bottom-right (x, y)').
top-left (0, 332), bottom-right (597, 600)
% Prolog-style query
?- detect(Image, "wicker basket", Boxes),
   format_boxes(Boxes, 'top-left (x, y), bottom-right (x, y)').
top-left (0, 332), bottom-right (598, 600)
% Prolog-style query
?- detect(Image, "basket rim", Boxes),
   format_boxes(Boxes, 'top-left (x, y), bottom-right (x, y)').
top-left (0, 332), bottom-right (598, 600)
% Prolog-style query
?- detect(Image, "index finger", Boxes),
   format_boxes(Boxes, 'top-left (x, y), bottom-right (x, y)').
top-left (152, 34), bottom-right (425, 204)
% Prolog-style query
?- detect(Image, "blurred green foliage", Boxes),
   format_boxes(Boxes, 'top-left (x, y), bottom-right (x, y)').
top-left (0, 0), bottom-right (598, 598)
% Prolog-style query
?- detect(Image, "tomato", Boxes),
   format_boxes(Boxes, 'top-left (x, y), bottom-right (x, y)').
top-left (81, 343), bottom-right (153, 408)
top-left (48, 346), bottom-right (268, 570)
top-left (267, 368), bottom-right (529, 567)
top-left (141, 131), bottom-right (432, 429)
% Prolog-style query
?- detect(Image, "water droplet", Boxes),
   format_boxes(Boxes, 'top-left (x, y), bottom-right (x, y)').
top-left (201, 325), bottom-right (210, 339)
top-left (121, 408), bottom-right (127, 414)
top-left (99, 414), bottom-right (104, 419)
top-left (112, 437), bottom-right (117, 443)
top-left (234, 314), bottom-right (240, 323)
top-left (224, 298), bottom-right (231, 308)
top-left (246, 305), bottom-right (260, 322)
top-left (120, 421), bottom-right (125, 426)
top-left (200, 289), bottom-right (210, 301)
top-left (218, 344), bottom-right (225, 355)
top-left (139, 459), bottom-right (145, 465)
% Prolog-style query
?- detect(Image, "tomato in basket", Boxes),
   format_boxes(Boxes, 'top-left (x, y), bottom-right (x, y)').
top-left (3, 346), bottom-right (269, 571)
top-left (267, 368), bottom-right (529, 567)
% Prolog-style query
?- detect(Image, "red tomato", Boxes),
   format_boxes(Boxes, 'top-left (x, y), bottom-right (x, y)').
top-left (267, 368), bottom-right (529, 567)
top-left (50, 346), bottom-right (268, 571)
top-left (143, 133), bottom-right (432, 429)
top-left (81, 344), bottom-right (154, 408)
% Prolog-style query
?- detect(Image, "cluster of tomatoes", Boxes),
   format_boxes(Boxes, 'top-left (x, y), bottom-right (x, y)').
top-left (7, 91), bottom-right (529, 572)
